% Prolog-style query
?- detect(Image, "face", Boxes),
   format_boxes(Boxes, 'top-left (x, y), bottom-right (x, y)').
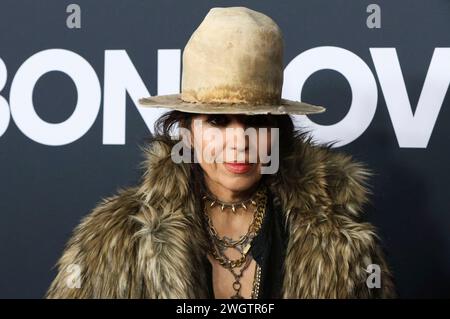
top-left (188, 114), bottom-right (276, 194)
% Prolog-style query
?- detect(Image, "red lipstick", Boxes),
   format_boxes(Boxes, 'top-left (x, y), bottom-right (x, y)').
top-left (224, 162), bottom-right (253, 174)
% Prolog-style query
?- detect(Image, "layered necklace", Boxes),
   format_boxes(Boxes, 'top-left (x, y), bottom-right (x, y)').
top-left (202, 183), bottom-right (267, 299)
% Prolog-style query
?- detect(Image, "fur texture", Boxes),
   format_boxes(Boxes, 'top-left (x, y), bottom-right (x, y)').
top-left (46, 132), bottom-right (396, 298)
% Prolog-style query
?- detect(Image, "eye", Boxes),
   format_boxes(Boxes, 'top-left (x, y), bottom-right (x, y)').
top-left (206, 115), bottom-right (230, 127)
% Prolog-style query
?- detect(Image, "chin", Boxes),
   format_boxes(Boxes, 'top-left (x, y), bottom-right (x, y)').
top-left (221, 174), bottom-right (261, 192)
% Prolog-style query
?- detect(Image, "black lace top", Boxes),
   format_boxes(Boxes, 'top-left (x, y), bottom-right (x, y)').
top-left (204, 189), bottom-right (289, 299)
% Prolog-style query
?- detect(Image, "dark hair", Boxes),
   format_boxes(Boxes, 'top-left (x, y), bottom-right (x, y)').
top-left (152, 110), bottom-right (296, 153)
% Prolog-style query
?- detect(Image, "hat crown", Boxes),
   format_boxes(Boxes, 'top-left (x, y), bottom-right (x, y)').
top-left (181, 7), bottom-right (284, 106)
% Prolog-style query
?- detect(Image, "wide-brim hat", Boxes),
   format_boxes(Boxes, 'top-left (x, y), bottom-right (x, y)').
top-left (139, 7), bottom-right (326, 115)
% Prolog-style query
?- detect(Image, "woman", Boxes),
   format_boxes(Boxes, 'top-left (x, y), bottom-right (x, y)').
top-left (46, 6), bottom-right (395, 298)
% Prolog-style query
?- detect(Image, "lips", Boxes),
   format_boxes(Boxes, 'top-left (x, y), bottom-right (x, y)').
top-left (224, 162), bottom-right (253, 174)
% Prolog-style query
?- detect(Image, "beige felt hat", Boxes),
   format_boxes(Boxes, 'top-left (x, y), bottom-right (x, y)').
top-left (139, 6), bottom-right (326, 115)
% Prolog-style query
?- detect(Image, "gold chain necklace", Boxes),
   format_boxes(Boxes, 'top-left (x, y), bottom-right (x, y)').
top-left (251, 263), bottom-right (262, 298)
top-left (205, 185), bottom-right (266, 268)
top-left (204, 205), bottom-right (256, 249)
top-left (204, 200), bottom-right (259, 255)
top-left (203, 184), bottom-right (268, 298)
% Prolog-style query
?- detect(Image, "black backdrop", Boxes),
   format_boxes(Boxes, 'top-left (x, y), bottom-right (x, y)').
top-left (0, 0), bottom-right (449, 298)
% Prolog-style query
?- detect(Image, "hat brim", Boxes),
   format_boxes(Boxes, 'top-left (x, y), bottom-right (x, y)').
top-left (139, 94), bottom-right (325, 115)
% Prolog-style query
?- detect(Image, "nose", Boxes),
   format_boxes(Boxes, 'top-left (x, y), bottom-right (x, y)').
top-left (227, 119), bottom-right (248, 152)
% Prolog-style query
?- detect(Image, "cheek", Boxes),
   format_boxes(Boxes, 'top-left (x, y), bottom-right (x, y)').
top-left (193, 128), bottom-right (225, 163)
top-left (256, 131), bottom-right (272, 158)
top-left (202, 135), bottom-right (219, 160)
top-left (198, 161), bottom-right (217, 179)
top-left (200, 162), bottom-right (240, 186)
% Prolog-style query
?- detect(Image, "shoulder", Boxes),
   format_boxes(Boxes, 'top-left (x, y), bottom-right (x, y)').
top-left (273, 133), bottom-right (373, 222)
top-left (46, 186), bottom-right (143, 298)
top-left (273, 135), bottom-right (396, 297)
top-left (285, 136), bottom-right (379, 248)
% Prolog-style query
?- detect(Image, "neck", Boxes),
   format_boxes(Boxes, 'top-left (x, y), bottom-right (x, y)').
top-left (203, 177), bottom-right (261, 203)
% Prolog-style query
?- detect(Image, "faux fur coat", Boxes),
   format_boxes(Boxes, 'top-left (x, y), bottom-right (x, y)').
top-left (46, 132), bottom-right (396, 298)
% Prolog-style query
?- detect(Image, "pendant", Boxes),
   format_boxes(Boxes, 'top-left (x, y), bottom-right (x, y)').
top-left (231, 280), bottom-right (243, 299)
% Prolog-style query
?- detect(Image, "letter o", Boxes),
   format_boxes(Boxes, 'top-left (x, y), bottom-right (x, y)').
top-left (9, 49), bottom-right (101, 146)
top-left (283, 46), bottom-right (378, 147)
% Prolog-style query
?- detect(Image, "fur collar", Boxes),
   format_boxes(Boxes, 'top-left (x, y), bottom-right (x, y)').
top-left (46, 132), bottom-right (395, 298)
